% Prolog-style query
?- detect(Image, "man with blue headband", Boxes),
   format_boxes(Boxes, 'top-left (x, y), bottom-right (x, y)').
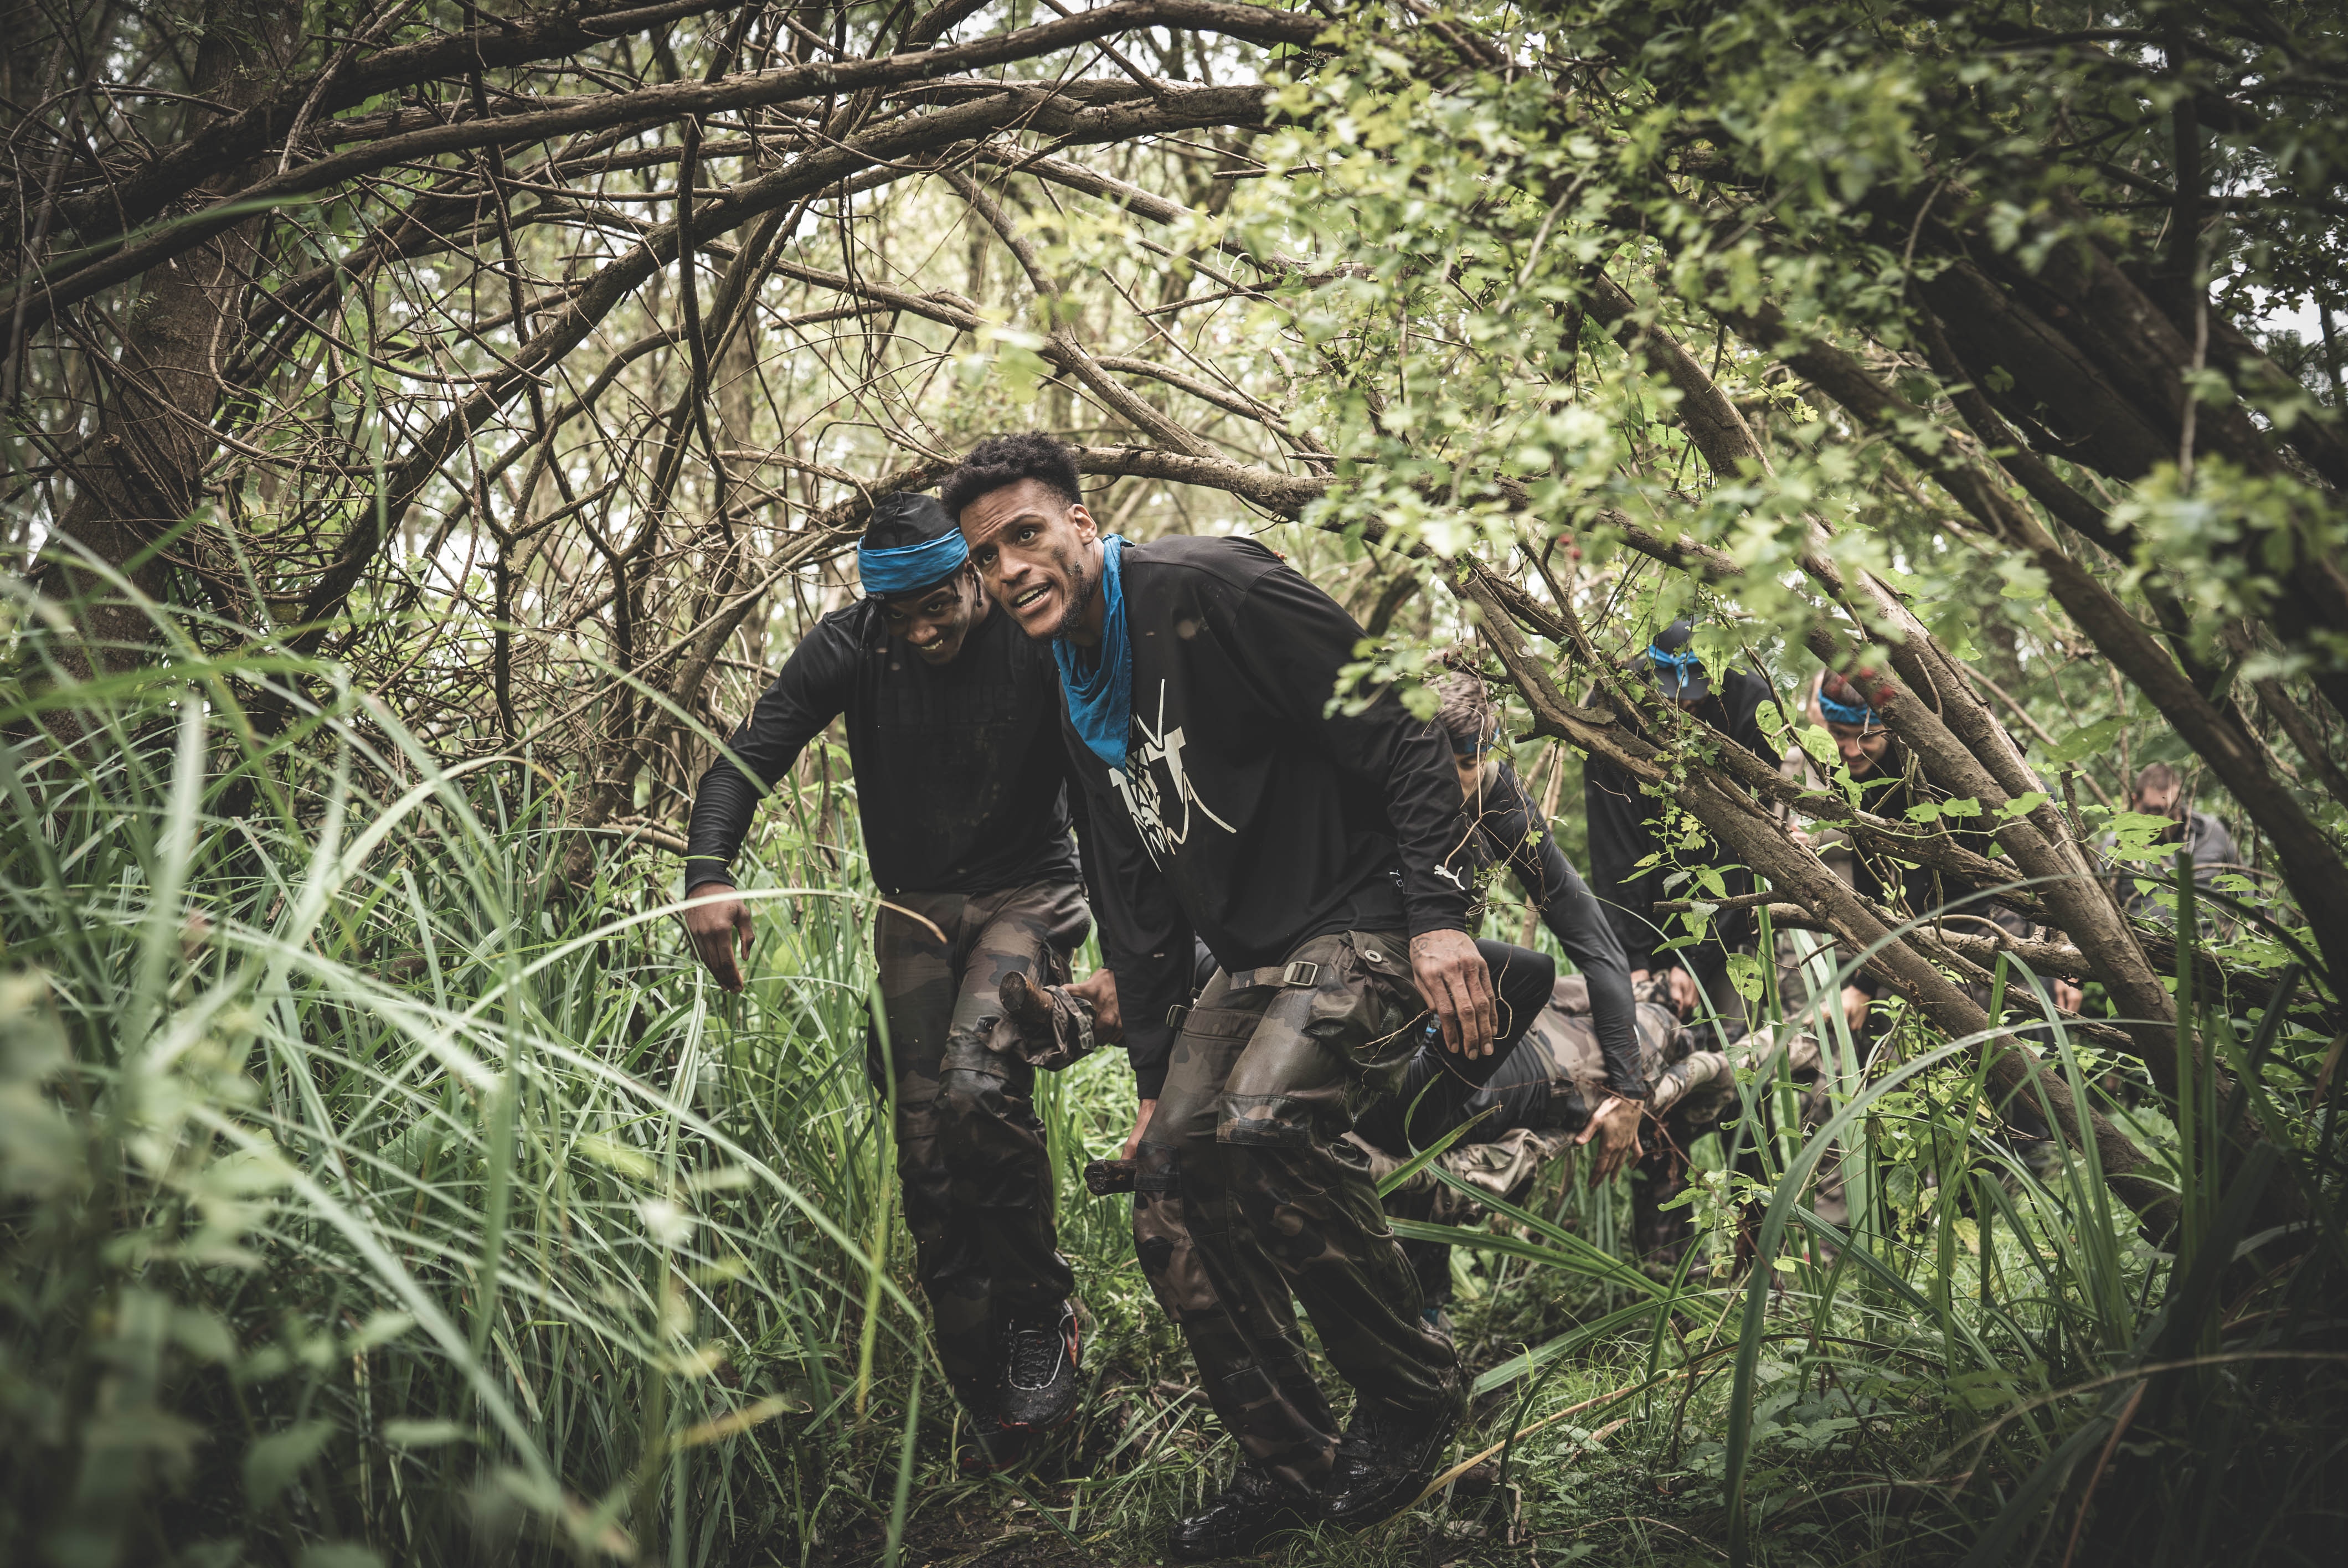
top-left (1584, 618), bottom-right (1784, 1049)
top-left (949, 433), bottom-right (1502, 1558)
top-left (1777, 667), bottom-right (2082, 1033)
top-left (679, 490), bottom-right (1096, 1474)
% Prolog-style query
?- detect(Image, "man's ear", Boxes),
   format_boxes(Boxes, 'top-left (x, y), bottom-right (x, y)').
top-left (1067, 501), bottom-right (1099, 542)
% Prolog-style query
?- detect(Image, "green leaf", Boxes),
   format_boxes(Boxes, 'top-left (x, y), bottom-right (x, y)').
top-left (246, 1420), bottom-right (335, 1510)
top-left (2047, 715), bottom-right (2125, 767)
top-left (379, 1419), bottom-right (468, 1448)
top-left (171, 1307), bottom-right (238, 1364)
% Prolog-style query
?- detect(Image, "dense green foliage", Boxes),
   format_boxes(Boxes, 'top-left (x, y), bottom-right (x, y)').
top-left (5, 603), bottom-right (2343, 1567)
top-left (5, 1), bottom-right (2346, 1564)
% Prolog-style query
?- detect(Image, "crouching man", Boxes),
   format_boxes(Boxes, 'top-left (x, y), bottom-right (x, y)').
top-left (949, 435), bottom-right (1497, 1557)
top-left (679, 492), bottom-right (1094, 1474)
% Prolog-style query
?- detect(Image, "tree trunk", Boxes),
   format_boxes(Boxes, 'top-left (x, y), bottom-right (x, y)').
top-left (33, 0), bottom-right (301, 672)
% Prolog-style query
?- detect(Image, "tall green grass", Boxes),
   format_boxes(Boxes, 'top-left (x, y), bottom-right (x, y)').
top-left (3, 586), bottom-right (2342, 1566)
top-left (0, 595), bottom-right (949, 1565)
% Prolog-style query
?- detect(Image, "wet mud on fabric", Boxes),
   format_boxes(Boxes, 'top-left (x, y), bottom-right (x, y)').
top-left (870, 879), bottom-right (1090, 1417)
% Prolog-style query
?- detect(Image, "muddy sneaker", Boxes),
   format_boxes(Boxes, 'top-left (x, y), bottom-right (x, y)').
top-left (1321, 1375), bottom-right (1466, 1530)
top-left (1168, 1461), bottom-right (1319, 1561)
top-left (956, 1416), bottom-right (1032, 1477)
top-left (1000, 1300), bottom-right (1080, 1432)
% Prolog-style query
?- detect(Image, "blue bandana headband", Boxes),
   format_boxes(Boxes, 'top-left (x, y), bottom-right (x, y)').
top-left (858, 529), bottom-right (969, 597)
top-left (1452, 727), bottom-right (1498, 759)
top-left (1818, 689), bottom-right (1881, 729)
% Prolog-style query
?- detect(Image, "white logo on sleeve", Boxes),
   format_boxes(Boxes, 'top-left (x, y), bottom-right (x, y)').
top-left (1109, 680), bottom-right (1235, 864)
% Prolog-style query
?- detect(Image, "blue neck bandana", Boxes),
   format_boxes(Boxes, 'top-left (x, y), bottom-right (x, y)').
top-left (1053, 536), bottom-right (1131, 770)
top-left (1452, 726), bottom-right (1498, 760)
top-left (858, 529), bottom-right (968, 597)
top-left (1818, 689), bottom-right (1880, 729)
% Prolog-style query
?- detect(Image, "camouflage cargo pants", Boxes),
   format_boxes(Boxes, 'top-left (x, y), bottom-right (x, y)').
top-left (871, 880), bottom-right (1089, 1418)
top-left (1134, 929), bottom-right (1459, 1491)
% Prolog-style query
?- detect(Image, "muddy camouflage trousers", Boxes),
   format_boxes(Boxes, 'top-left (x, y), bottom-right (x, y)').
top-left (869, 880), bottom-right (1089, 1417)
top-left (1135, 929), bottom-right (1461, 1490)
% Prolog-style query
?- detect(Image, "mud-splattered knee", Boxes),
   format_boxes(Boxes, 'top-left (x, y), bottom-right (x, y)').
top-left (934, 1021), bottom-right (1012, 1115)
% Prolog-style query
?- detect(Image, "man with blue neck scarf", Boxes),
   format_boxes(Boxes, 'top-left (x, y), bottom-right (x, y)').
top-left (679, 491), bottom-right (1097, 1474)
top-left (948, 434), bottom-right (1499, 1558)
top-left (1584, 618), bottom-right (1784, 1047)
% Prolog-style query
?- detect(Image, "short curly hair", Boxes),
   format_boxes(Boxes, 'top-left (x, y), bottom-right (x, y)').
top-left (940, 432), bottom-right (1083, 520)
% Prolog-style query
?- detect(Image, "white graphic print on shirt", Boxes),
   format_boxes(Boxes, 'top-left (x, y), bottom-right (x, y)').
top-left (1109, 679), bottom-right (1235, 864)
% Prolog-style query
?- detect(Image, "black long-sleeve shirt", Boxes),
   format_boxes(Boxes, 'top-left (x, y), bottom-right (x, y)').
top-left (1465, 760), bottom-right (1644, 1097)
top-left (1584, 669), bottom-right (1783, 971)
top-left (1068, 536), bottom-right (1472, 1097)
top-left (682, 597), bottom-right (1078, 896)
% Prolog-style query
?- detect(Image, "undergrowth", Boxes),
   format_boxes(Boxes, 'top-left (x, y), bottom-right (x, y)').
top-left (3, 602), bottom-right (2342, 1567)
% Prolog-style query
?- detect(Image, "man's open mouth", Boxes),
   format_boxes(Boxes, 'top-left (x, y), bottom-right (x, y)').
top-left (1013, 585), bottom-right (1051, 612)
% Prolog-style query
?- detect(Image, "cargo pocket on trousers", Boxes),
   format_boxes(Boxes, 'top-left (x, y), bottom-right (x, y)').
top-left (1344, 931), bottom-right (1423, 1094)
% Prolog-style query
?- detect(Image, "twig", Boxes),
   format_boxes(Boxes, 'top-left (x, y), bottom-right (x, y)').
top-left (1412, 1389), bottom-right (1642, 1508)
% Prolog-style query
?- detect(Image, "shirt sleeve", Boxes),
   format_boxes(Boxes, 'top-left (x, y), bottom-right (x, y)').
top-left (1726, 672), bottom-right (1785, 773)
top-left (681, 617), bottom-right (858, 890)
top-left (1228, 566), bottom-right (1473, 937)
top-left (1070, 761), bottom-right (1194, 1100)
top-left (1583, 755), bottom-right (1662, 971)
top-left (1479, 763), bottom-right (1645, 1097)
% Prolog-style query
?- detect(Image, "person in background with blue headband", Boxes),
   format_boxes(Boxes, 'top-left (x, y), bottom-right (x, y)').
top-left (1584, 617), bottom-right (1784, 1051)
top-left (679, 489), bottom-right (1104, 1476)
top-left (1775, 667), bottom-right (2083, 1034)
top-left (1773, 667), bottom-right (1897, 1041)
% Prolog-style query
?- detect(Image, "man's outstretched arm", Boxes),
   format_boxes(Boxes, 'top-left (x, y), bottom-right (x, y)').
top-left (1479, 762), bottom-right (1644, 1097)
top-left (680, 621), bottom-right (857, 990)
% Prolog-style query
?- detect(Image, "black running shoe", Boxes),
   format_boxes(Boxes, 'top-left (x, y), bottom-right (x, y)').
top-left (1321, 1375), bottom-right (1467, 1530)
top-left (956, 1416), bottom-right (1032, 1477)
top-left (1168, 1461), bottom-right (1319, 1561)
top-left (1000, 1300), bottom-right (1080, 1432)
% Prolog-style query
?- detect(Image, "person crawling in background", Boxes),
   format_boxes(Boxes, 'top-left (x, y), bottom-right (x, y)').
top-left (1350, 978), bottom-right (1819, 1302)
top-left (1414, 661), bottom-right (1645, 1183)
top-left (1001, 956), bottom-right (1822, 1305)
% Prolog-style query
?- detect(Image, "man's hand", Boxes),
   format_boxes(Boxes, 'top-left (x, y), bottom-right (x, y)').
top-left (1667, 967), bottom-right (1702, 1018)
top-left (1067, 968), bottom-right (1124, 1042)
top-left (1411, 928), bottom-right (1497, 1058)
top-left (1575, 1095), bottom-right (1645, 1187)
top-left (683, 882), bottom-right (754, 992)
top-left (1841, 984), bottom-right (1871, 1033)
top-left (2052, 978), bottom-right (2083, 1014)
top-left (1124, 1097), bottom-right (1156, 1160)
